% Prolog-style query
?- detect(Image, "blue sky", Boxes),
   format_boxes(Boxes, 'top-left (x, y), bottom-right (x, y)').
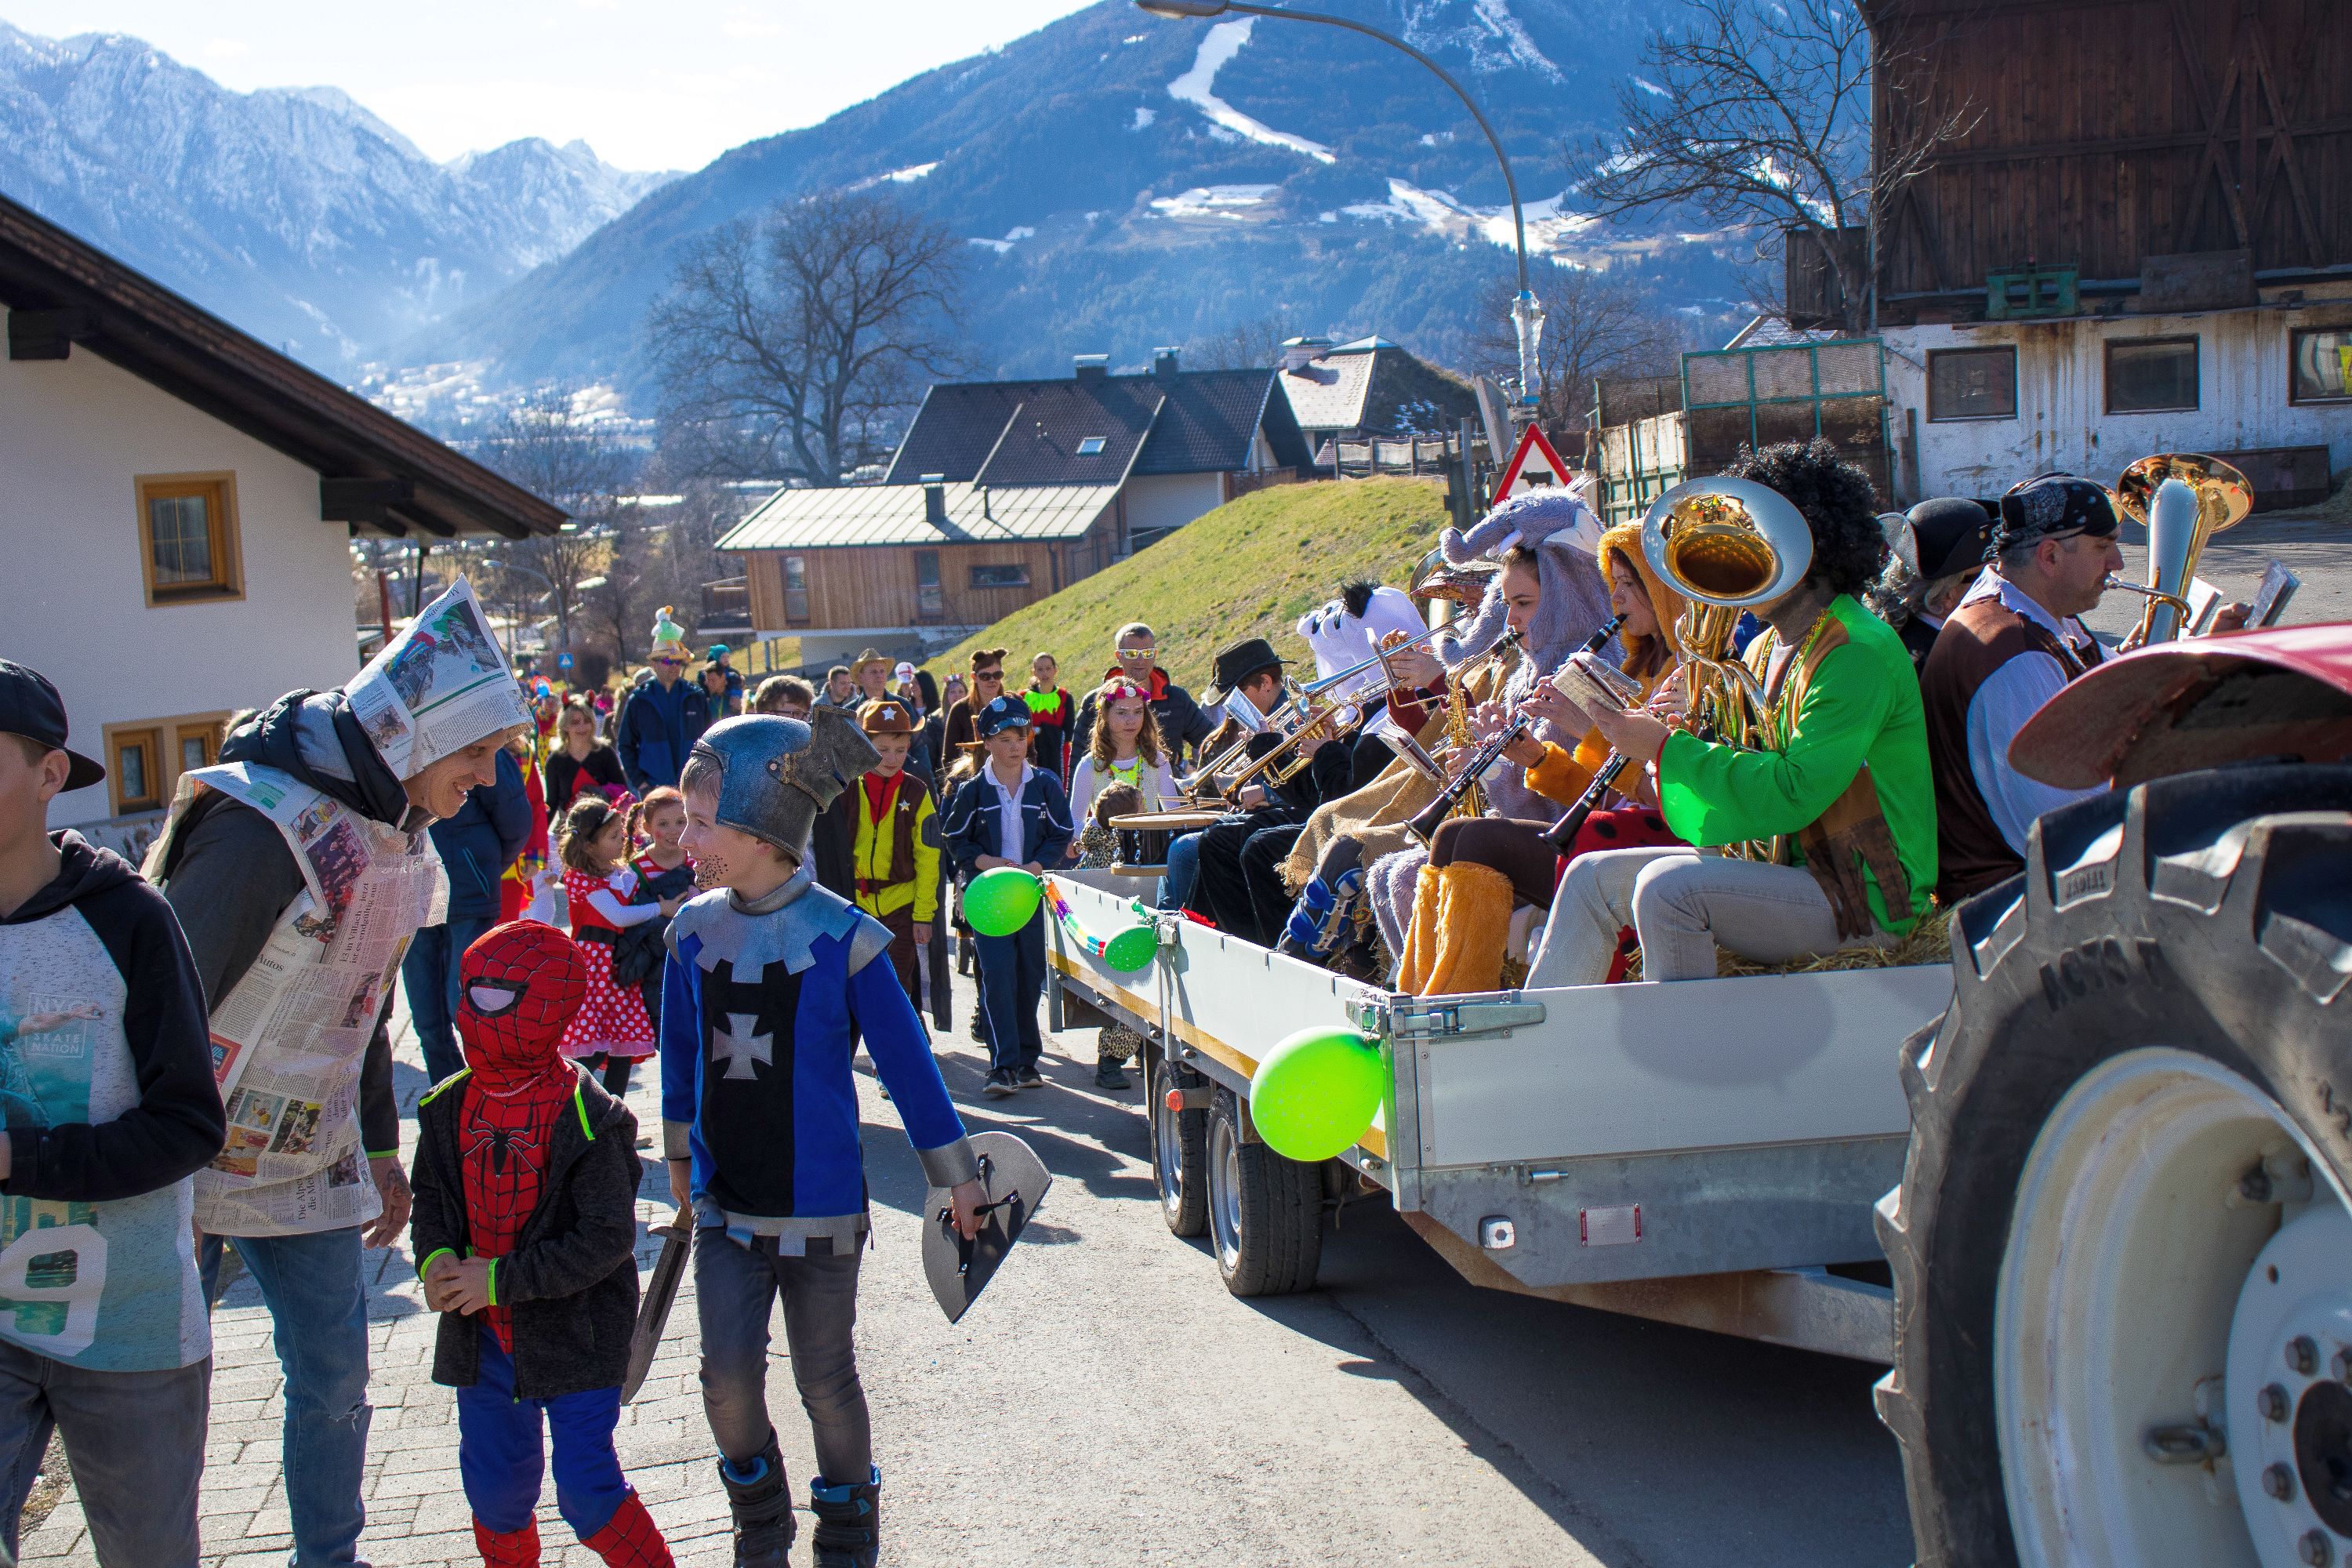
top-left (2, 1), bottom-right (1102, 171)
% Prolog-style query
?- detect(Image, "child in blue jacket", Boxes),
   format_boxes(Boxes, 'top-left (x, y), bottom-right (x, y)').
top-left (939, 695), bottom-right (1074, 1097)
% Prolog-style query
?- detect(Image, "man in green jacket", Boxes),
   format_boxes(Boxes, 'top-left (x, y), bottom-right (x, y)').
top-left (1526, 440), bottom-right (1936, 986)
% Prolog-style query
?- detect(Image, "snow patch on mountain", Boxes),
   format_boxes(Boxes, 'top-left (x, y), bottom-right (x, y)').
top-left (1150, 184), bottom-right (1279, 220)
top-left (1341, 179), bottom-right (1596, 256)
top-left (1165, 19), bottom-right (1336, 165)
top-left (851, 160), bottom-right (940, 190)
top-left (1400, 0), bottom-right (1563, 82)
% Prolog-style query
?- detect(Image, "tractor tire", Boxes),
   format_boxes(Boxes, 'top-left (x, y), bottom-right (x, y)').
top-left (1148, 1051), bottom-right (1208, 1238)
top-left (1877, 763), bottom-right (2352, 1568)
top-left (1205, 1087), bottom-right (1325, 1298)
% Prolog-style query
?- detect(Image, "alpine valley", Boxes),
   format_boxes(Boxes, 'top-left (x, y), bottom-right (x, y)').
top-left (0, 2), bottom-right (1754, 404)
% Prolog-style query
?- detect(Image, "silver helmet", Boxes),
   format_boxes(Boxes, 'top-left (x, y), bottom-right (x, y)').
top-left (689, 710), bottom-right (878, 854)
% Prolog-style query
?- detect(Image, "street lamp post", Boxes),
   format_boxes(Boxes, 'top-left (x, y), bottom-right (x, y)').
top-left (1136, 0), bottom-right (1544, 416)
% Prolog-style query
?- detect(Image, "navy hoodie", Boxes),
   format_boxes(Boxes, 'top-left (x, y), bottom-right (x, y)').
top-left (0, 833), bottom-right (225, 1370)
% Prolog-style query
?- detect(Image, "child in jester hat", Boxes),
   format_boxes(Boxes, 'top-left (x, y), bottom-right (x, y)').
top-left (408, 921), bottom-right (670, 1568)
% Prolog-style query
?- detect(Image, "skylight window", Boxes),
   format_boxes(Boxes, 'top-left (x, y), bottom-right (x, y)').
top-left (1076, 437), bottom-right (1107, 456)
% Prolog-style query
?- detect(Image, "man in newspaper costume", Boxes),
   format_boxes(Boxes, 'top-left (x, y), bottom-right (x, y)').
top-left (151, 579), bottom-right (531, 1568)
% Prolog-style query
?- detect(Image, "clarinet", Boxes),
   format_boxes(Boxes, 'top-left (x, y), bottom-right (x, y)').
top-left (1539, 755), bottom-right (1631, 851)
top-left (1404, 615), bottom-right (1625, 847)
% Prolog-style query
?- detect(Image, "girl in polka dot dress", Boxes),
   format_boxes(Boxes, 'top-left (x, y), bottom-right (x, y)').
top-left (556, 796), bottom-right (681, 1093)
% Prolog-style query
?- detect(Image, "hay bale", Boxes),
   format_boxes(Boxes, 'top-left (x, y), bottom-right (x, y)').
top-left (1623, 906), bottom-right (1955, 982)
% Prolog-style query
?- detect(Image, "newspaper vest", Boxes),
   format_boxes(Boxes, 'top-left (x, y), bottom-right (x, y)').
top-left (150, 763), bottom-right (448, 1236)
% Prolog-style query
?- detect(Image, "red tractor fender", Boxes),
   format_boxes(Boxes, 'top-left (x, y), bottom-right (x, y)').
top-left (2010, 623), bottom-right (2352, 789)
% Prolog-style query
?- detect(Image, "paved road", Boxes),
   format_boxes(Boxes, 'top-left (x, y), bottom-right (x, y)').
top-left (2085, 503), bottom-right (2352, 641)
top-left (24, 1008), bottom-right (1911, 1567)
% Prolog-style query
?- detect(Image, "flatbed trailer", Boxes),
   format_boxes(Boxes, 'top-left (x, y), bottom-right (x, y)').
top-left (1043, 869), bottom-right (1949, 1363)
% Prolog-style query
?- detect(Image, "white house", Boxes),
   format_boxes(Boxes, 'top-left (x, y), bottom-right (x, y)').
top-left (0, 194), bottom-right (563, 846)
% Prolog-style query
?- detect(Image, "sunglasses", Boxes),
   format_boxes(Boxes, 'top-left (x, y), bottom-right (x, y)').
top-left (975, 670), bottom-right (1004, 682)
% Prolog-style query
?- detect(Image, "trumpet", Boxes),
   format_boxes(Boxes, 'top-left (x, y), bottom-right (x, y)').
top-left (2107, 453), bottom-right (2253, 644)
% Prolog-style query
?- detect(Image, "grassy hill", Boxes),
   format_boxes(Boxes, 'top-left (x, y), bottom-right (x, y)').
top-left (928, 477), bottom-right (1448, 691)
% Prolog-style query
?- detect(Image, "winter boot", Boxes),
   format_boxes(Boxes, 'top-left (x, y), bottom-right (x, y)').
top-left (474, 1517), bottom-right (541, 1567)
top-left (1417, 861), bottom-right (1515, 997)
top-left (1094, 1054), bottom-right (1129, 1091)
top-left (717, 1432), bottom-right (796, 1567)
top-left (581, 1491), bottom-right (673, 1568)
top-left (808, 1466), bottom-right (881, 1568)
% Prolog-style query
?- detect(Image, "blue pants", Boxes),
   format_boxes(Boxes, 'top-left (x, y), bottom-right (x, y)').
top-left (201, 1226), bottom-right (371, 1567)
top-left (401, 913), bottom-right (492, 1085)
top-left (1157, 833), bottom-right (1203, 913)
top-left (975, 909), bottom-right (1046, 1073)
top-left (456, 1327), bottom-right (632, 1539)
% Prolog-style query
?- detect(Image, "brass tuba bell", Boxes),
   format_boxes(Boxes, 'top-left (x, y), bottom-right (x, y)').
top-left (2107, 453), bottom-right (2254, 644)
top-left (1639, 477), bottom-right (1815, 745)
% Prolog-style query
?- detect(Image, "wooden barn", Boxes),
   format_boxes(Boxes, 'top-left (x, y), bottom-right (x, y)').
top-left (1862, 0), bottom-right (2352, 504)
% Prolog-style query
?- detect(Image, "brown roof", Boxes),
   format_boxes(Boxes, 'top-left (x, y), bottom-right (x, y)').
top-left (0, 194), bottom-right (563, 539)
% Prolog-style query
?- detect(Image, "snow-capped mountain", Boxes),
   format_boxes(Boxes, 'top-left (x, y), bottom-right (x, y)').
top-left (0, 20), bottom-right (674, 368)
top-left (423, 0), bottom-right (1745, 390)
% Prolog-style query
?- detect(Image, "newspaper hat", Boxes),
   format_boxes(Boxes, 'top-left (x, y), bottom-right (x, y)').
top-left (342, 579), bottom-right (529, 779)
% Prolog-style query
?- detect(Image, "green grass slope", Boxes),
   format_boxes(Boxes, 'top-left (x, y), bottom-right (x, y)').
top-left (929, 477), bottom-right (1447, 691)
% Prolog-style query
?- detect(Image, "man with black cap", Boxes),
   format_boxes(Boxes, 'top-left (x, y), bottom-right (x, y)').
top-left (1920, 473), bottom-right (2243, 902)
top-left (0, 662), bottom-right (223, 1567)
top-left (1878, 497), bottom-right (1998, 672)
top-left (1184, 636), bottom-right (1352, 946)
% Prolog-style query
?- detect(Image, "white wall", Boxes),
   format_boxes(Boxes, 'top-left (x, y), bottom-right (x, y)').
top-left (0, 347), bottom-right (358, 829)
top-left (1121, 471), bottom-right (1227, 539)
top-left (1883, 292), bottom-right (2352, 499)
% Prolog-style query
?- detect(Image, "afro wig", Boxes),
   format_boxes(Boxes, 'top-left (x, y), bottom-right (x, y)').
top-left (1719, 438), bottom-right (1887, 598)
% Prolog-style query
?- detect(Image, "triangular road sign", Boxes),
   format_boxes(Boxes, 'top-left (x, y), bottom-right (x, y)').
top-left (1491, 424), bottom-right (1573, 503)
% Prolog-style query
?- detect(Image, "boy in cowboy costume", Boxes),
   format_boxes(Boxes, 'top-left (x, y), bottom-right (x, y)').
top-left (825, 699), bottom-right (938, 1009)
top-left (663, 710), bottom-right (985, 1568)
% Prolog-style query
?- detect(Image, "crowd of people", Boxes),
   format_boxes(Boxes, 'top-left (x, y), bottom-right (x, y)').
top-left (0, 434), bottom-right (2254, 1568)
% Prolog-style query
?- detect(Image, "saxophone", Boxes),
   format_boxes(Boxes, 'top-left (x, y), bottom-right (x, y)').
top-left (1438, 629), bottom-right (1523, 823)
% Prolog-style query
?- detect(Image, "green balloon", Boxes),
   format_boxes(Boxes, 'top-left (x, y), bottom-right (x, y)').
top-left (964, 867), bottom-right (1041, 936)
top-left (1248, 1026), bottom-right (1387, 1163)
top-left (1101, 924), bottom-right (1157, 974)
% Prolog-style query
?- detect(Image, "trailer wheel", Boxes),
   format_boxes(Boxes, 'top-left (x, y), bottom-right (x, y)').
top-left (1205, 1087), bottom-right (1324, 1297)
top-left (1878, 764), bottom-right (2352, 1568)
top-left (1148, 1052), bottom-right (1208, 1237)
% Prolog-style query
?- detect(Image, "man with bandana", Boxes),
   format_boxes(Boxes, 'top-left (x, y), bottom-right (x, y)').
top-left (1920, 473), bottom-right (2243, 902)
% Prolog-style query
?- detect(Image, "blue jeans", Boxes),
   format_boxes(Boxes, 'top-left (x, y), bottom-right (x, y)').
top-left (457, 1327), bottom-right (630, 1539)
top-left (1157, 833), bottom-right (1203, 913)
top-left (201, 1227), bottom-right (371, 1567)
top-left (975, 909), bottom-right (1046, 1073)
top-left (695, 1231), bottom-right (867, 1483)
top-left (401, 913), bottom-right (492, 1085)
top-left (0, 1340), bottom-right (207, 1566)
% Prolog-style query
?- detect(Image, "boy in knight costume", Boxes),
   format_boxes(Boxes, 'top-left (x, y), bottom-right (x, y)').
top-left (661, 710), bottom-right (984, 1568)
top-left (150, 579), bottom-right (531, 1566)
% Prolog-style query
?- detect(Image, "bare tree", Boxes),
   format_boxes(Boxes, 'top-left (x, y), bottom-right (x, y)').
top-left (1565, 0), bottom-right (1973, 333)
top-left (461, 388), bottom-right (634, 657)
top-left (648, 190), bottom-right (971, 487)
top-left (1473, 270), bottom-right (1690, 439)
top-left (1187, 312), bottom-right (1291, 371)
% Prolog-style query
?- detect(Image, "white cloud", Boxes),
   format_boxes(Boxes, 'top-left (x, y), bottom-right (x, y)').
top-left (1164, 19), bottom-right (1334, 165)
top-left (1130, 105), bottom-right (1156, 131)
top-left (720, 7), bottom-right (781, 39)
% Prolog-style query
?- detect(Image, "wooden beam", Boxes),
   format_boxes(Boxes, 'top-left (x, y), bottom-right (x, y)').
top-left (1922, 118), bottom-right (2352, 170)
top-left (5, 307), bottom-right (92, 361)
top-left (320, 476), bottom-right (415, 527)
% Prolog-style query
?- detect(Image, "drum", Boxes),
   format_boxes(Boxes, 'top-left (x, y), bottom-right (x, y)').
top-left (1107, 809), bottom-right (1222, 877)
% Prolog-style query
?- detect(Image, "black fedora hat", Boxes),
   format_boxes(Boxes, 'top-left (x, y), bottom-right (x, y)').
top-left (1209, 637), bottom-right (1284, 698)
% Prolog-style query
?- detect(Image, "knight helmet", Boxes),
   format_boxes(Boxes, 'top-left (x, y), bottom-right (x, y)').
top-left (688, 709), bottom-right (878, 854)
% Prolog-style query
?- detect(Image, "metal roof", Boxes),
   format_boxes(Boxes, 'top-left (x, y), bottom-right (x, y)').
top-left (1276, 342), bottom-right (1479, 438)
top-left (1277, 353), bottom-right (1379, 433)
top-left (716, 481), bottom-right (1121, 551)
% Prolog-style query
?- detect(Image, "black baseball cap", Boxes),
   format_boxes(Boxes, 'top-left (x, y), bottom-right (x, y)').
top-left (0, 660), bottom-right (104, 789)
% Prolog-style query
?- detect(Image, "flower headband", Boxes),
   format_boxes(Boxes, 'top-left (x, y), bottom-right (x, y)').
top-left (1098, 679), bottom-right (1148, 705)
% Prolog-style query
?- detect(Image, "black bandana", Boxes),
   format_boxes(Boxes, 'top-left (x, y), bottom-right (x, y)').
top-left (1994, 475), bottom-right (2118, 553)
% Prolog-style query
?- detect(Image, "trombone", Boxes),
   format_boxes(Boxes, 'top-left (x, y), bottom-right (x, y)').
top-left (2102, 453), bottom-right (2254, 644)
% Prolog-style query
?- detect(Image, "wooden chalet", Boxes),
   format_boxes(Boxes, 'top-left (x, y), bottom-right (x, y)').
top-left (718, 350), bottom-right (1313, 659)
top-left (1860, 0), bottom-right (2352, 504)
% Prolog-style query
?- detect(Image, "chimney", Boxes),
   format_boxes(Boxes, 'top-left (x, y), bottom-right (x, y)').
top-left (921, 474), bottom-right (946, 524)
top-left (1152, 346), bottom-right (1181, 379)
top-left (1280, 336), bottom-right (1331, 374)
top-left (1073, 353), bottom-right (1109, 383)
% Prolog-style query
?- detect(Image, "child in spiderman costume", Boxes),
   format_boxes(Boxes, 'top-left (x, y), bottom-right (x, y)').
top-left (664, 710), bottom-right (987, 1568)
top-left (408, 921), bottom-right (671, 1568)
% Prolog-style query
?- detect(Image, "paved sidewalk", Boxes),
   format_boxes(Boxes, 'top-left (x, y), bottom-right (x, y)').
top-left (22, 1009), bottom-right (731, 1568)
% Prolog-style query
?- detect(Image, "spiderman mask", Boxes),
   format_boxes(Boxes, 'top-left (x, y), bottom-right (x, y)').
top-left (459, 921), bottom-right (586, 1098)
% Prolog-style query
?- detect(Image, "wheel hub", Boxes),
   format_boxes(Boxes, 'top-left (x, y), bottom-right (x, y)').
top-left (2229, 1205), bottom-right (2352, 1566)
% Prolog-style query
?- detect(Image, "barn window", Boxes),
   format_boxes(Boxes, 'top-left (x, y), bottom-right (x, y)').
top-left (2290, 329), bottom-right (2351, 404)
top-left (136, 474), bottom-right (241, 604)
top-left (781, 555), bottom-right (811, 626)
top-left (2106, 338), bottom-right (2199, 414)
top-left (914, 551), bottom-right (944, 620)
top-left (970, 564), bottom-right (1030, 589)
top-left (1076, 437), bottom-right (1107, 456)
top-left (1926, 347), bottom-right (2017, 422)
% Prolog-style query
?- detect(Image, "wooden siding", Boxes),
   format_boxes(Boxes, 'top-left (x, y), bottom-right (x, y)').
top-left (1871, 0), bottom-right (2352, 321)
top-left (739, 513), bottom-right (1123, 633)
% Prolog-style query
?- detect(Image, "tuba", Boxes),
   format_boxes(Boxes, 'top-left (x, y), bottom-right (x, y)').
top-left (1639, 476), bottom-right (1814, 749)
top-left (2106, 453), bottom-right (2254, 644)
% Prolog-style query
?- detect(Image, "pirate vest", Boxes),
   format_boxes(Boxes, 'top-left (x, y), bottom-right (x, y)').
top-left (150, 764), bottom-right (447, 1236)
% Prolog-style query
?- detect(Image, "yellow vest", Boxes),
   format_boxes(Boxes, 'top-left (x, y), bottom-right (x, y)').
top-left (850, 775), bottom-right (939, 922)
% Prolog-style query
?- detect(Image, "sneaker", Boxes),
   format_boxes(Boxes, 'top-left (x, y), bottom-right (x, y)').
top-left (982, 1069), bottom-right (1018, 1098)
top-left (1094, 1058), bottom-right (1131, 1091)
top-left (1015, 1066), bottom-right (1045, 1088)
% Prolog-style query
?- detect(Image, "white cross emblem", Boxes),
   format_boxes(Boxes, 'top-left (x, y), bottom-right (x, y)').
top-left (711, 1012), bottom-right (771, 1080)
